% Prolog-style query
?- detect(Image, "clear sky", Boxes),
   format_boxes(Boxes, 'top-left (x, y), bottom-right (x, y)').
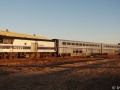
top-left (0, 0), bottom-right (120, 44)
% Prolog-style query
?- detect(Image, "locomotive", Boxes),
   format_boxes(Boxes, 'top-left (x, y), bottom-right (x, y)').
top-left (0, 36), bottom-right (56, 59)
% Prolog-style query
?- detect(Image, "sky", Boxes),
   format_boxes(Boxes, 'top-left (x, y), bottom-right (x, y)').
top-left (0, 0), bottom-right (120, 44)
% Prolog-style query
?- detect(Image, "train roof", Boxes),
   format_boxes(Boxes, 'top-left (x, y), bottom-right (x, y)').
top-left (53, 39), bottom-right (119, 46)
top-left (0, 29), bottom-right (47, 40)
top-left (53, 39), bottom-right (101, 44)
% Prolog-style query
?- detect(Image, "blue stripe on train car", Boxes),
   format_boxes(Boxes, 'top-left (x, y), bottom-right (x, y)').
top-left (0, 45), bottom-right (55, 50)
top-left (38, 47), bottom-right (55, 50)
top-left (13, 46), bottom-right (30, 49)
top-left (0, 46), bottom-right (11, 49)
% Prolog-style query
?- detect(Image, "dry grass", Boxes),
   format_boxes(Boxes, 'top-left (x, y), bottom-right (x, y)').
top-left (0, 56), bottom-right (120, 90)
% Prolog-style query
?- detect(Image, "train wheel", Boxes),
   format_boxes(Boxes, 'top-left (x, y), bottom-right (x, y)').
top-left (29, 53), bottom-right (35, 59)
top-left (13, 53), bottom-right (18, 59)
top-left (3, 54), bottom-right (8, 59)
top-left (0, 55), bottom-right (2, 59)
top-left (43, 54), bottom-right (46, 58)
top-left (40, 54), bottom-right (42, 58)
top-left (34, 52), bottom-right (40, 59)
top-left (7, 53), bottom-right (16, 60)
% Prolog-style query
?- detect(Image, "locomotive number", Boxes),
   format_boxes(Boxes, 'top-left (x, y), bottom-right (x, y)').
top-left (14, 46), bottom-right (23, 49)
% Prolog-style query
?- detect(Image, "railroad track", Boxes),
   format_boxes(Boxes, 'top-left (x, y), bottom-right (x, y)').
top-left (0, 57), bottom-right (105, 66)
top-left (0, 55), bottom-right (119, 67)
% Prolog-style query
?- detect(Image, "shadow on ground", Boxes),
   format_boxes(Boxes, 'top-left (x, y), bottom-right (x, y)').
top-left (0, 59), bottom-right (120, 90)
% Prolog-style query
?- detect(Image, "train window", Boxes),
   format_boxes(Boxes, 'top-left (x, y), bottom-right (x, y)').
top-left (83, 44), bottom-right (85, 46)
top-left (94, 45), bottom-right (96, 47)
top-left (88, 44), bottom-right (91, 46)
top-left (95, 45), bottom-right (97, 47)
top-left (62, 42), bottom-right (66, 45)
top-left (76, 43), bottom-right (78, 46)
top-left (79, 43), bottom-right (82, 46)
top-left (67, 42), bottom-right (71, 45)
top-left (72, 43), bottom-right (75, 45)
top-left (76, 51), bottom-right (78, 53)
top-left (73, 51), bottom-right (76, 53)
top-left (86, 44), bottom-right (88, 46)
top-left (3, 38), bottom-right (14, 44)
top-left (92, 44), bottom-right (94, 47)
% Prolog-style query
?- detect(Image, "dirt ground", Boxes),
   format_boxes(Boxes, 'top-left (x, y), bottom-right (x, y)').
top-left (0, 56), bottom-right (120, 90)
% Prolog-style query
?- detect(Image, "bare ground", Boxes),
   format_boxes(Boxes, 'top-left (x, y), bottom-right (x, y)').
top-left (0, 56), bottom-right (120, 90)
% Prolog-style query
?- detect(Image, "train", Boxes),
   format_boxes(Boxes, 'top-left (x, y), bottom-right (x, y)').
top-left (0, 35), bottom-right (120, 59)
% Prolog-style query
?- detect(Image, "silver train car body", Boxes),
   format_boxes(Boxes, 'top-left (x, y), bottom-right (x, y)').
top-left (53, 39), bottom-right (120, 57)
top-left (102, 43), bottom-right (120, 55)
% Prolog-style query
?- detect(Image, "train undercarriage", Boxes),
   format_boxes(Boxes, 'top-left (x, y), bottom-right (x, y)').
top-left (0, 52), bottom-right (57, 60)
top-left (0, 51), bottom-right (119, 60)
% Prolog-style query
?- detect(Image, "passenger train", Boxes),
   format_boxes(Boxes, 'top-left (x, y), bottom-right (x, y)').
top-left (0, 36), bottom-right (120, 59)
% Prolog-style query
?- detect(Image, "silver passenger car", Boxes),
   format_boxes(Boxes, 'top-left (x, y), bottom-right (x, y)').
top-left (53, 39), bottom-right (102, 57)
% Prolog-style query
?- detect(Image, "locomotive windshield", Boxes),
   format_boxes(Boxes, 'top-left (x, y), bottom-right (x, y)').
top-left (0, 37), bottom-right (14, 44)
top-left (3, 38), bottom-right (14, 44)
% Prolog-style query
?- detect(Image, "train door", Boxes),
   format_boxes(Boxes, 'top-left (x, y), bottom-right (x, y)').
top-left (31, 43), bottom-right (38, 52)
